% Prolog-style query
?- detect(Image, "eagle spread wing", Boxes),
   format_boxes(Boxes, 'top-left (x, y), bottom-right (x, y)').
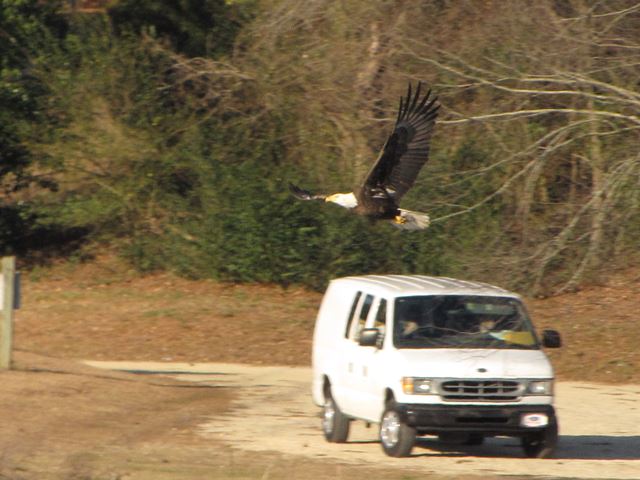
top-left (361, 82), bottom-right (440, 202)
top-left (288, 183), bottom-right (327, 201)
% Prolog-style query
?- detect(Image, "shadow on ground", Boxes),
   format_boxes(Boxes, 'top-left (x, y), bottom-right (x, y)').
top-left (402, 435), bottom-right (640, 460)
top-left (408, 435), bottom-right (640, 460)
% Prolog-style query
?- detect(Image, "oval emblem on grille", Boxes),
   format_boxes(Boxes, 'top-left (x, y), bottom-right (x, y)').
top-left (478, 368), bottom-right (487, 373)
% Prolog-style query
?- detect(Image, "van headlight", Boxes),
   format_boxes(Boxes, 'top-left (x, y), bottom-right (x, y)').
top-left (526, 380), bottom-right (553, 395)
top-left (402, 377), bottom-right (436, 395)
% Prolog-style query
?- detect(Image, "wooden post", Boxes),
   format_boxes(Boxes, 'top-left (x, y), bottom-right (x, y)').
top-left (1, 256), bottom-right (16, 370)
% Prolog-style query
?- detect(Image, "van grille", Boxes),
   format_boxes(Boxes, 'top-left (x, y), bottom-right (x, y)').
top-left (440, 380), bottom-right (522, 401)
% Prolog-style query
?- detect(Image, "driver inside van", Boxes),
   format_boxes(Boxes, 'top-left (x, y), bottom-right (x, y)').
top-left (400, 305), bottom-right (423, 338)
top-left (402, 320), bottom-right (420, 336)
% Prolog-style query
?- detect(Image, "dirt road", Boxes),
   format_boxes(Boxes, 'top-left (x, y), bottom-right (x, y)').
top-left (88, 361), bottom-right (640, 479)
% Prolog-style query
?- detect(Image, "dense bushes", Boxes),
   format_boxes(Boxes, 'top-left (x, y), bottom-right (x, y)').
top-left (0, 0), bottom-right (69, 251)
top-left (2, 0), bottom-right (639, 293)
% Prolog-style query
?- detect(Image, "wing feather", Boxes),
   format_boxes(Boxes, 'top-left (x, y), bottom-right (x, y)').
top-left (360, 81), bottom-right (440, 203)
top-left (407, 82), bottom-right (421, 114)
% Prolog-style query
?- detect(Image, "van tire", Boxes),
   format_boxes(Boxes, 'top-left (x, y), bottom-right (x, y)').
top-left (465, 433), bottom-right (485, 446)
top-left (438, 432), bottom-right (484, 446)
top-left (521, 419), bottom-right (558, 458)
top-left (379, 403), bottom-right (416, 457)
top-left (322, 392), bottom-right (350, 443)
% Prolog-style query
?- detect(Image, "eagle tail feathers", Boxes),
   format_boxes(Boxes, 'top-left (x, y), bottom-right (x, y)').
top-left (392, 209), bottom-right (431, 230)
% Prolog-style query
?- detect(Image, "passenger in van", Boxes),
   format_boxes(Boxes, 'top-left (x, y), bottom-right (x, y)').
top-left (478, 316), bottom-right (497, 333)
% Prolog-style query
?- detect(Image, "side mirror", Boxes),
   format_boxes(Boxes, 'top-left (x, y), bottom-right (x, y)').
top-left (359, 328), bottom-right (380, 347)
top-left (542, 329), bottom-right (562, 348)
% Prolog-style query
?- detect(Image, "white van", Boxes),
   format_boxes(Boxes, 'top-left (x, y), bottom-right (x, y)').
top-left (311, 275), bottom-right (562, 458)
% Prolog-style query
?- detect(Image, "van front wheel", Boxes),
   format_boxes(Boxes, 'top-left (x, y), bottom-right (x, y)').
top-left (322, 393), bottom-right (350, 443)
top-left (380, 404), bottom-right (416, 457)
top-left (521, 420), bottom-right (558, 458)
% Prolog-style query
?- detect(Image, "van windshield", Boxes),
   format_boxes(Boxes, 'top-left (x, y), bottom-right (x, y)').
top-left (393, 295), bottom-right (539, 350)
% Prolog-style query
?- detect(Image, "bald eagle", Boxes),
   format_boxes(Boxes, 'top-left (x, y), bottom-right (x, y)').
top-left (289, 82), bottom-right (440, 230)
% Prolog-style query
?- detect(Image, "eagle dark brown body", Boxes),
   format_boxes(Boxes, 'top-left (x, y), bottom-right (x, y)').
top-left (290, 82), bottom-right (439, 230)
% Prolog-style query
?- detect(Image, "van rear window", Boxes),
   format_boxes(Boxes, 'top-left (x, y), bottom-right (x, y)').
top-left (353, 294), bottom-right (375, 339)
top-left (359, 294), bottom-right (374, 322)
top-left (344, 291), bottom-right (362, 338)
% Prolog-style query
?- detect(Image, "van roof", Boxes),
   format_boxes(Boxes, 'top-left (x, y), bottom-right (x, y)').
top-left (332, 274), bottom-right (518, 298)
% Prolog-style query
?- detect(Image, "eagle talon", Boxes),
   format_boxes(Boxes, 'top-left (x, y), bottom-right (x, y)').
top-left (394, 215), bottom-right (407, 224)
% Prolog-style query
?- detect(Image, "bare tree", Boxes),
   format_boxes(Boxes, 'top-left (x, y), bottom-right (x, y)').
top-left (155, 0), bottom-right (640, 293)
top-left (395, 0), bottom-right (640, 294)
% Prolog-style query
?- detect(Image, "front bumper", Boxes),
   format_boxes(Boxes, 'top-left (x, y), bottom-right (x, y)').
top-left (396, 403), bottom-right (556, 436)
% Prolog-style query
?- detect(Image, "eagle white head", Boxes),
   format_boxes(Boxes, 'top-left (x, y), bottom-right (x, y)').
top-left (325, 192), bottom-right (358, 209)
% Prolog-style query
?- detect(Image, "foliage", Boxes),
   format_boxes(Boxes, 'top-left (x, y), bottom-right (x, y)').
top-left (107, 0), bottom-right (253, 58)
top-left (0, 0), bottom-right (66, 181)
top-left (0, 0), bottom-right (69, 253)
top-left (3, 0), bottom-right (640, 293)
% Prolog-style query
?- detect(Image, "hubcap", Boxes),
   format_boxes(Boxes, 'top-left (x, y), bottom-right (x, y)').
top-left (380, 410), bottom-right (401, 448)
top-left (322, 398), bottom-right (335, 434)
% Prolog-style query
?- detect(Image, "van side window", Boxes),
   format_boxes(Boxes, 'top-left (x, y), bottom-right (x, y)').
top-left (344, 291), bottom-right (362, 338)
top-left (374, 298), bottom-right (387, 347)
top-left (375, 299), bottom-right (387, 330)
top-left (354, 294), bottom-right (374, 340)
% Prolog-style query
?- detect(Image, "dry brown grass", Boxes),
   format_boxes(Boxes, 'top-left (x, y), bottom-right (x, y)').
top-left (15, 255), bottom-right (640, 383)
